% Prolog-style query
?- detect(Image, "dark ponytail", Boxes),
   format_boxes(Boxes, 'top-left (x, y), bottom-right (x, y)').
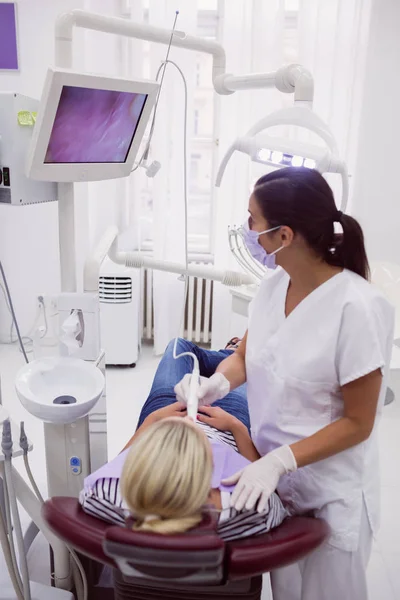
top-left (253, 168), bottom-right (370, 280)
top-left (329, 213), bottom-right (370, 280)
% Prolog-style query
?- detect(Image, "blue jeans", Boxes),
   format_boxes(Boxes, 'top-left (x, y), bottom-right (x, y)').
top-left (137, 338), bottom-right (250, 432)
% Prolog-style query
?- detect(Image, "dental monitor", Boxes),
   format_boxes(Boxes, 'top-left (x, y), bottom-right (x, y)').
top-left (27, 68), bottom-right (159, 182)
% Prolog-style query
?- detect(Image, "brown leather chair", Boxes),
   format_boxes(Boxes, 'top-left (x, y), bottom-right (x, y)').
top-left (43, 497), bottom-right (330, 600)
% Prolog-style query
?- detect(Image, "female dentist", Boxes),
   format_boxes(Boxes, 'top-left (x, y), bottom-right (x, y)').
top-left (175, 167), bottom-right (395, 600)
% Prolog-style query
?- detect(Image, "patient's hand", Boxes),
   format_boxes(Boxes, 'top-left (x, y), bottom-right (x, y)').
top-left (197, 406), bottom-right (240, 433)
top-left (122, 402), bottom-right (187, 452)
top-left (148, 402), bottom-right (187, 424)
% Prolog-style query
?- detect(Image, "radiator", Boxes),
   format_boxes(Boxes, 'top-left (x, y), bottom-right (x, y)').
top-left (141, 265), bottom-right (213, 345)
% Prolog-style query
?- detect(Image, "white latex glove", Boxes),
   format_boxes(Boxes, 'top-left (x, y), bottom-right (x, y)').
top-left (174, 372), bottom-right (230, 407)
top-left (222, 445), bottom-right (297, 513)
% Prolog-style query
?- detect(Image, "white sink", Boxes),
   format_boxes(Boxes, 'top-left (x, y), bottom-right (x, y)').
top-left (15, 357), bottom-right (105, 425)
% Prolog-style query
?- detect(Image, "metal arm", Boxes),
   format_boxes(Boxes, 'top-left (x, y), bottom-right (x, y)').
top-left (108, 237), bottom-right (255, 287)
top-left (55, 9), bottom-right (226, 82)
top-left (84, 227), bottom-right (255, 290)
top-left (216, 63), bottom-right (314, 102)
top-left (55, 9), bottom-right (314, 101)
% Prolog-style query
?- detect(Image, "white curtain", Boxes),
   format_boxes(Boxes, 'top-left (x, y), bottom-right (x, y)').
top-left (211, 0), bottom-right (373, 348)
top-left (148, 0), bottom-right (198, 355)
top-left (211, 0), bottom-right (286, 349)
top-left (297, 0), bottom-right (373, 210)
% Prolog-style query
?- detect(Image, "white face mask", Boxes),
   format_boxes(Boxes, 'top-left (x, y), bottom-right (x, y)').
top-left (241, 220), bottom-right (284, 269)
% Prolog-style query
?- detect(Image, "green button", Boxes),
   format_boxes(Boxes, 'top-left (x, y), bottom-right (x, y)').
top-left (17, 111), bottom-right (37, 126)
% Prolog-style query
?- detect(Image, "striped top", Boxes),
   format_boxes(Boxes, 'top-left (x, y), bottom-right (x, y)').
top-left (80, 421), bottom-right (289, 541)
top-left (196, 419), bottom-right (238, 450)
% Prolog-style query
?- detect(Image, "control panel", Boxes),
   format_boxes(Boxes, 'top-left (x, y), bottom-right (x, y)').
top-left (69, 456), bottom-right (82, 475)
top-left (69, 455), bottom-right (82, 475)
top-left (0, 92), bottom-right (57, 205)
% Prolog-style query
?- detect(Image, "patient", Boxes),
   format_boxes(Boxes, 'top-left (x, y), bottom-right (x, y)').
top-left (122, 417), bottom-right (214, 535)
top-left (124, 337), bottom-right (256, 460)
top-left (81, 338), bottom-right (289, 541)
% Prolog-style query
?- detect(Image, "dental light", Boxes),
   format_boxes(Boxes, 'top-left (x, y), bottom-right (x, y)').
top-left (235, 134), bottom-right (341, 173)
top-left (216, 105), bottom-right (349, 212)
top-left (255, 145), bottom-right (316, 170)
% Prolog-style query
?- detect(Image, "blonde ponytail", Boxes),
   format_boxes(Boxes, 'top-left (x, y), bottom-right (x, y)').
top-left (121, 417), bottom-right (213, 535)
top-left (133, 515), bottom-right (203, 535)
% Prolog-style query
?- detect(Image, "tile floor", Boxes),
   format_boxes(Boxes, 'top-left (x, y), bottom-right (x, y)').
top-left (0, 342), bottom-right (399, 599)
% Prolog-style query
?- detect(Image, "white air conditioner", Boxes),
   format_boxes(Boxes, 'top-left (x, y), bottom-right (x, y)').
top-left (99, 257), bottom-right (141, 366)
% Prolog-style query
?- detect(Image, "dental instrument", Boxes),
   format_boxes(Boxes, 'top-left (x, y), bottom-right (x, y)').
top-left (2, 420), bottom-right (31, 600)
top-left (0, 407), bottom-right (75, 599)
top-left (162, 46), bottom-right (200, 421)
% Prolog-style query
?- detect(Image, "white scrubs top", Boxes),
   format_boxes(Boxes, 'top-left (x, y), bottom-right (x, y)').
top-left (246, 268), bottom-right (395, 551)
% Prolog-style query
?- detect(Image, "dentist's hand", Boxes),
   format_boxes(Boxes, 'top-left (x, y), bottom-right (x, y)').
top-left (174, 372), bottom-right (230, 407)
top-left (222, 445), bottom-right (297, 513)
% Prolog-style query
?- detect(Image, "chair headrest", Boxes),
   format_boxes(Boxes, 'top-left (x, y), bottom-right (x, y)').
top-left (103, 509), bottom-right (225, 585)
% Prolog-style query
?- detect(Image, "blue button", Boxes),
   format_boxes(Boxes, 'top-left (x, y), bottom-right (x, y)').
top-left (70, 457), bottom-right (80, 466)
top-left (72, 468), bottom-right (79, 473)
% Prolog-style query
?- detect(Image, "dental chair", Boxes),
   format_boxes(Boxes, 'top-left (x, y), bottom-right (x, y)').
top-left (42, 497), bottom-right (329, 600)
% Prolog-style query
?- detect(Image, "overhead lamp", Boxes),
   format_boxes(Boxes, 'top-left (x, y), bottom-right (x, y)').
top-left (215, 105), bottom-right (349, 211)
top-left (256, 149), bottom-right (314, 169)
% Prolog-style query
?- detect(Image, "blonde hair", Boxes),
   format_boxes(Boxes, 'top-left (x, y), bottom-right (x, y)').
top-left (121, 418), bottom-right (213, 535)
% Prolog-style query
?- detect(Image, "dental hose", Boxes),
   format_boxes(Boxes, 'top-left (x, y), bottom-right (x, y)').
top-left (160, 55), bottom-right (200, 417)
top-left (0, 497), bottom-right (24, 600)
top-left (18, 423), bottom-right (88, 600)
top-left (3, 461), bottom-right (31, 600)
top-left (0, 462), bottom-right (23, 594)
top-left (134, 12), bottom-right (199, 413)
top-left (2, 420), bottom-right (31, 600)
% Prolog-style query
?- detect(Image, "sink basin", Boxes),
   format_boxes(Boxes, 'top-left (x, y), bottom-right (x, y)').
top-left (15, 356), bottom-right (105, 425)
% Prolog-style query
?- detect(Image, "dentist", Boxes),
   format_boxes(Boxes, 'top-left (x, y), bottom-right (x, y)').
top-left (176, 167), bottom-right (394, 600)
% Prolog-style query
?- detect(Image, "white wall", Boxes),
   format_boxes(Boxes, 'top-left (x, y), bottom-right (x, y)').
top-left (211, 0), bottom-right (286, 350)
top-left (351, 0), bottom-right (400, 265)
top-left (0, 0), bottom-right (85, 339)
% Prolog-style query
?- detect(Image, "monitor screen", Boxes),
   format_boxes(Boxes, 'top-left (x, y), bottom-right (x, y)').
top-left (44, 86), bottom-right (147, 164)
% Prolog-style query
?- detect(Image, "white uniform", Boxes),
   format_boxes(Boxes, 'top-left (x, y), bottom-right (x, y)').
top-left (246, 268), bottom-right (394, 600)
